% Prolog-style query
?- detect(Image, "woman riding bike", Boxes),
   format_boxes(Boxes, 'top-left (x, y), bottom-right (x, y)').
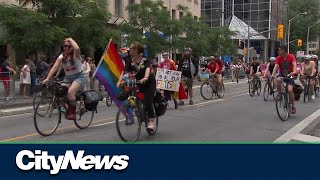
top-left (263, 57), bottom-right (277, 92)
top-left (42, 38), bottom-right (85, 120)
top-left (116, 42), bottom-right (156, 131)
top-left (300, 55), bottom-right (316, 100)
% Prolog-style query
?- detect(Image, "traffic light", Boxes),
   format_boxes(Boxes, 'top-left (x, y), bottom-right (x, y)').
top-left (243, 48), bottom-right (247, 55)
top-left (298, 39), bottom-right (303, 47)
top-left (277, 24), bottom-right (284, 39)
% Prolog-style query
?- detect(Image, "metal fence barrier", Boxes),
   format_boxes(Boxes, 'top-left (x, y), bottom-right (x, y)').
top-left (0, 72), bottom-right (16, 103)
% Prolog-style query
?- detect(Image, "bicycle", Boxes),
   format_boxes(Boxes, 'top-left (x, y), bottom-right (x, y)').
top-left (116, 76), bottom-right (159, 142)
top-left (200, 74), bottom-right (225, 100)
top-left (263, 76), bottom-right (276, 101)
top-left (34, 79), bottom-right (95, 136)
top-left (315, 75), bottom-right (320, 97)
top-left (275, 75), bottom-right (296, 121)
top-left (249, 74), bottom-right (261, 97)
top-left (33, 84), bottom-right (51, 110)
top-left (302, 74), bottom-right (313, 103)
top-left (105, 92), bottom-right (113, 107)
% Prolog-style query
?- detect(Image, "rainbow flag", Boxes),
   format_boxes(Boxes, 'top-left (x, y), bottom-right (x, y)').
top-left (93, 39), bottom-right (129, 116)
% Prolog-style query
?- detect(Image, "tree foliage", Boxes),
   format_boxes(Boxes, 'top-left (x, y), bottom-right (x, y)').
top-left (120, 0), bottom-right (180, 57)
top-left (288, 0), bottom-right (320, 53)
top-left (0, 4), bottom-right (67, 53)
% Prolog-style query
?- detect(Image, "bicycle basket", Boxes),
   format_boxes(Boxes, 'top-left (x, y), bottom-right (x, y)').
top-left (200, 73), bottom-right (210, 82)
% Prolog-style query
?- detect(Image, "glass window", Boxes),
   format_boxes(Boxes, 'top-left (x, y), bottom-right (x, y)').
top-left (115, 0), bottom-right (122, 17)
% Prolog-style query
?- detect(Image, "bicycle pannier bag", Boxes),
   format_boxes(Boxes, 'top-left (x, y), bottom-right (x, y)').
top-left (84, 90), bottom-right (103, 111)
top-left (293, 84), bottom-right (303, 101)
top-left (153, 91), bottom-right (167, 117)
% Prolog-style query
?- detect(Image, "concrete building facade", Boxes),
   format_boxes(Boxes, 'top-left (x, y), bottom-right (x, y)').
top-left (201, 0), bottom-right (287, 61)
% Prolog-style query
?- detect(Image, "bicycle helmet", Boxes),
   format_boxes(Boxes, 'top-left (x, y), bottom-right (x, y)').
top-left (270, 57), bottom-right (276, 61)
top-left (311, 54), bottom-right (318, 59)
top-left (303, 55), bottom-right (312, 60)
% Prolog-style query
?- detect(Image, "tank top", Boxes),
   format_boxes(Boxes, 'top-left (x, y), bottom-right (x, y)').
top-left (58, 54), bottom-right (82, 76)
top-left (304, 62), bottom-right (313, 76)
top-left (269, 63), bottom-right (275, 73)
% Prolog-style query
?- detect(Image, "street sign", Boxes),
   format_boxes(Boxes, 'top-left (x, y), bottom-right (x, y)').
top-left (296, 51), bottom-right (305, 57)
top-left (277, 24), bottom-right (284, 40)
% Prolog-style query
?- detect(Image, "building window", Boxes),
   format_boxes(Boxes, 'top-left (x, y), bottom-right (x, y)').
top-left (172, 9), bottom-right (177, 19)
top-left (179, 11), bottom-right (184, 19)
top-left (115, 0), bottom-right (122, 17)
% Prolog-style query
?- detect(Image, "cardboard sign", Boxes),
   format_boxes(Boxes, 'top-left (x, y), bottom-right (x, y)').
top-left (156, 68), bottom-right (181, 92)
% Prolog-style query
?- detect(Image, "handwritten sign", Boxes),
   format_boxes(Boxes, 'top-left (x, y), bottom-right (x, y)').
top-left (156, 68), bottom-right (182, 92)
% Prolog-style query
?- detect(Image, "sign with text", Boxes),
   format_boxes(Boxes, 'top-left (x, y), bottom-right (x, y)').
top-left (156, 68), bottom-right (181, 92)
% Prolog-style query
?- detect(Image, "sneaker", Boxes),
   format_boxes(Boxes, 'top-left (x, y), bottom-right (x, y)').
top-left (291, 107), bottom-right (296, 114)
top-left (312, 95), bottom-right (316, 100)
top-left (189, 100), bottom-right (194, 105)
top-left (147, 120), bottom-right (155, 130)
top-left (178, 101), bottom-right (184, 106)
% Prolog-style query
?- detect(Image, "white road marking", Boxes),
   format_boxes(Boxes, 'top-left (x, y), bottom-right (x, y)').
top-left (291, 133), bottom-right (320, 143)
top-left (91, 119), bottom-right (125, 128)
top-left (274, 109), bottom-right (320, 143)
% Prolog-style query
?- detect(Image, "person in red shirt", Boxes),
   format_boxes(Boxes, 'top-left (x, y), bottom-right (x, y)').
top-left (205, 56), bottom-right (223, 95)
top-left (271, 45), bottom-right (297, 114)
top-left (158, 52), bottom-right (178, 108)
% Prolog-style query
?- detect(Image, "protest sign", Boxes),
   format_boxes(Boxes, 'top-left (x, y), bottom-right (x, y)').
top-left (156, 68), bottom-right (181, 92)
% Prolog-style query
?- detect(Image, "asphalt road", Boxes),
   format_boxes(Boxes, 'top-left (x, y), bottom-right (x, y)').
top-left (1, 79), bottom-right (320, 143)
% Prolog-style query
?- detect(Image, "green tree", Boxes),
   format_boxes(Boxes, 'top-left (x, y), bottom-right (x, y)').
top-left (0, 4), bottom-right (67, 53)
top-left (16, 0), bottom-right (114, 55)
top-left (120, 0), bottom-right (181, 57)
top-left (288, 0), bottom-right (320, 53)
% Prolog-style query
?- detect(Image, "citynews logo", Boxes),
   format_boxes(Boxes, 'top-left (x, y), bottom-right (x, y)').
top-left (16, 150), bottom-right (129, 175)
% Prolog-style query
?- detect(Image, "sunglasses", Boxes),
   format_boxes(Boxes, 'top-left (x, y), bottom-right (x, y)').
top-left (64, 45), bottom-right (72, 49)
top-left (162, 54), bottom-right (168, 57)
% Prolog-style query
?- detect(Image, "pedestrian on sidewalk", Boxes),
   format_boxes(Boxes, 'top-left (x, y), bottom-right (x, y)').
top-left (81, 56), bottom-right (91, 91)
top-left (28, 59), bottom-right (36, 96)
top-left (21, 59), bottom-right (31, 98)
top-left (0, 56), bottom-right (17, 100)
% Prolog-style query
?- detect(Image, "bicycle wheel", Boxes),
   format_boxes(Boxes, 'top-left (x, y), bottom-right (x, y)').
top-left (275, 93), bottom-right (289, 121)
top-left (116, 105), bottom-right (142, 142)
top-left (74, 98), bottom-right (94, 129)
top-left (200, 82), bottom-right (214, 100)
top-left (216, 83), bottom-right (225, 98)
top-left (316, 86), bottom-right (320, 97)
top-left (106, 94), bottom-right (113, 107)
top-left (249, 81), bottom-right (255, 97)
top-left (263, 82), bottom-right (269, 101)
top-left (256, 81), bottom-right (262, 96)
top-left (34, 97), bottom-right (61, 136)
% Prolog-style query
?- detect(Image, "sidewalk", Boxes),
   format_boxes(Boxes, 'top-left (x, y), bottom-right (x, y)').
top-left (0, 77), bottom-right (238, 117)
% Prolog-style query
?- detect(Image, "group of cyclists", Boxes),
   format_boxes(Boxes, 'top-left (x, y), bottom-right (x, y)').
top-left (250, 45), bottom-right (320, 115)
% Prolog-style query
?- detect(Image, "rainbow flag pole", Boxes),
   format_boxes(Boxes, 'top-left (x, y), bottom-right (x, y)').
top-left (93, 39), bottom-right (130, 117)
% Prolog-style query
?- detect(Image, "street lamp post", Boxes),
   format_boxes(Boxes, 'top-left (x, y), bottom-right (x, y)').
top-left (288, 12), bottom-right (307, 53)
top-left (307, 21), bottom-right (320, 54)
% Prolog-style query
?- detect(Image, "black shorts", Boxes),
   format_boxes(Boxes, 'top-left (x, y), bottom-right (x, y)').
top-left (278, 74), bottom-right (295, 86)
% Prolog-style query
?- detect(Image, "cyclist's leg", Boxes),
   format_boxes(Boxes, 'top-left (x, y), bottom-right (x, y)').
top-left (142, 84), bottom-right (156, 129)
top-left (287, 84), bottom-right (296, 113)
top-left (310, 78), bottom-right (315, 95)
top-left (187, 77), bottom-right (194, 104)
top-left (216, 74), bottom-right (223, 90)
top-left (66, 75), bottom-right (85, 120)
top-left (300, 75), bottom-right (306, 87)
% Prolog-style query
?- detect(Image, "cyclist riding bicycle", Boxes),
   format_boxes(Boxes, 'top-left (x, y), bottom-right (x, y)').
top-left (43, 38), bottom-right (85, 120)
top-left (300, 55), bottom-right (316, 100)
top-left (116, 42), bottom-right (156, 131)
top-left (250, 57), bottom-right (262, 79)
top-left (263, 57), bottom-right (277, 92)
top-left (205, 56), bottom-right (223, 92)
top-left (271, 45), bottom-right (297, 114)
